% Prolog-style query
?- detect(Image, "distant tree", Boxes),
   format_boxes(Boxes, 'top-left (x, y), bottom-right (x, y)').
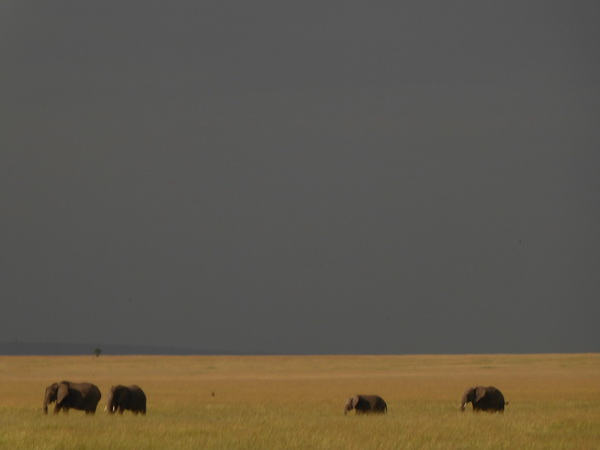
top-left (93, 348), bottom-right (102, 358)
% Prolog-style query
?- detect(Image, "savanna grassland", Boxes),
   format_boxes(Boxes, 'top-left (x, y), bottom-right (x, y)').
top-left (0, 354), bottom-right (598, 449)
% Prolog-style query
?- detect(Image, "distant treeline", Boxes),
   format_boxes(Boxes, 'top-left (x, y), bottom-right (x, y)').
top-left (0, 342), bottom-right (231, 355)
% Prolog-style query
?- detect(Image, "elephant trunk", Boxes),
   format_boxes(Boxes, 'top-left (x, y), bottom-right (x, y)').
top-left (43, 397), bottom-right (53, 414)
top-left (106, 394), bottom-right (115, 414)
top-left (43, 389), bottom-right (53, 414)
top-left (343, 398), bottom-right (352, 415)
top-left (459, 396), bottom-right (468, 411)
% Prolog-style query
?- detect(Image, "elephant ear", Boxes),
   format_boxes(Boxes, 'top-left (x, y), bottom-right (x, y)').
top-left (474, 387), bottom-right (487, 403)
top-left (118, 386), bottom-right (130, 402)
top-left (56, 382), bottom-right (70, 404)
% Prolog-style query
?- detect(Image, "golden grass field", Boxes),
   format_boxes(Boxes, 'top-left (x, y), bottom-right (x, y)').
top-left (0, 354), bottom-right (598, 449)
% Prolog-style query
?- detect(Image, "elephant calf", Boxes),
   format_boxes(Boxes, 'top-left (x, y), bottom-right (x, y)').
top-left (106, 385), bottom-right (147, 415)
top-left (344, 395), bottom-right (387, 415)
top-left (460, 386), bottom-right (505, 412)
top-left (43, 381), bottom-right (101, 415)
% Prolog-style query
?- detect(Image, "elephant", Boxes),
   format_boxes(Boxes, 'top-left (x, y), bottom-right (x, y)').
top-left (344, 395), bottom-right (387, 415)
top-left (460, 386), bottom-right (505, 412)
top-left (43, 381), bottom-right (101, 415)
top-left (106, 385), bottom-right (147, 415)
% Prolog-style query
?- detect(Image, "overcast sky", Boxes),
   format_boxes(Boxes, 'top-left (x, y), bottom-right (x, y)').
top-left (2, 1), bottom-right (599, 354)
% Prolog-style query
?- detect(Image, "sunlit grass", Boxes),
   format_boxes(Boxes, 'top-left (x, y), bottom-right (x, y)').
top-left (0, 354), bottom-right (598, 448)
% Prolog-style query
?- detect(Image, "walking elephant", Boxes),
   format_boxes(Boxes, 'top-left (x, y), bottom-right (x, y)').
top-left (43, 381), bottom-right (101, 414)
top-left (460, 386), bottom-right (505, 412)
top-left (344, 395), bottom-right (387, 414)
top-left (106, 385), bottom-right (147, 415)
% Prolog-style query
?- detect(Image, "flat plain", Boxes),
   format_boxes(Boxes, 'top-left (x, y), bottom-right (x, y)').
top-left (0, 354), bottom-right (598, 449)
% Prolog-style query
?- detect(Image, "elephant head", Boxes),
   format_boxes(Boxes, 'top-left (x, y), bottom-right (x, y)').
top-left (344, 396), bottom-right (359, 415)
top-left (43, 382), bottom-right (70, 414)
top-left (460, 386), bottom-right (483, 411)
top-left (107, 385), bottom-right (127, 414)
top-left (43, 383), bottom-right (58, 414)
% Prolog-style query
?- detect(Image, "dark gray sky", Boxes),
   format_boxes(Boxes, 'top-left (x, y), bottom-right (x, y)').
top-left (2, 1), bottom-right (599, 354)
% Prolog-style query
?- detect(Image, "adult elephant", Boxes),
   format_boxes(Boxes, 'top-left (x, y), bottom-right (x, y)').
top-left (344, 395), bottom-right (387, 414)
top-left (106, 385), bottom-right (147, 415)
top-left (43, 381), bottom-right (101, 414)
top-left (460, 386), bottom-right (505, 412)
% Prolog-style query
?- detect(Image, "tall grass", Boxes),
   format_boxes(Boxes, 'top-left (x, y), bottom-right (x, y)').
top-left (0, 354), bottom-right (598, 448)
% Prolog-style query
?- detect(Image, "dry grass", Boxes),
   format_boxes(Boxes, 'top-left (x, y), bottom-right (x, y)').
top-left (0, 354), bottom-right (598, 449)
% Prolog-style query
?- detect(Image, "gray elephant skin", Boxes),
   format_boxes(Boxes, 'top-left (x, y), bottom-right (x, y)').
top-left (106, 385), bottom-right (147, 415)
top-left (43, 381), bottom-right (101, 415)
top-left (344, 395), bottom-right (387, 414)
top-left (460, 386), bottom-right (505, 412)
